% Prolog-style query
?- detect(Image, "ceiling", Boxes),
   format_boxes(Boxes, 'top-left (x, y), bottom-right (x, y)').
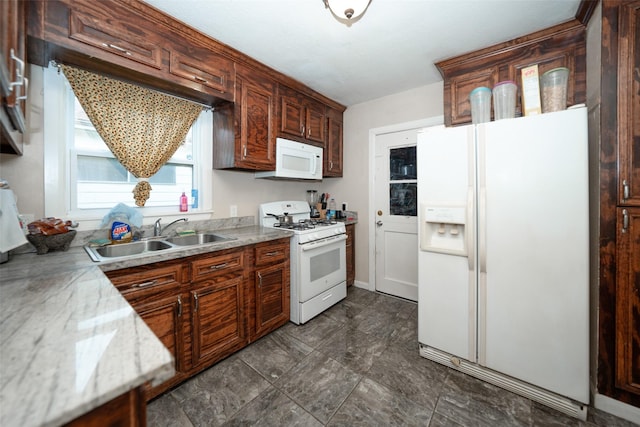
top-left (143, 0), bottom-right (581, 107)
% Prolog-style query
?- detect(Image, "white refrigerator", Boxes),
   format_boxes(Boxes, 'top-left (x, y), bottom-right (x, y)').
top-left (417, 107), bottom-right (589, 419)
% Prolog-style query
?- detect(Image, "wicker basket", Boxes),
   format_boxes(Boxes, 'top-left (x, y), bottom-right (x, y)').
top-left (27, 230), bottom-right (77, 255)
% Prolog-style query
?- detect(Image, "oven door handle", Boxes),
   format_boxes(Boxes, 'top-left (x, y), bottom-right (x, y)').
top-left (300, 234), bottom-right (347, 251)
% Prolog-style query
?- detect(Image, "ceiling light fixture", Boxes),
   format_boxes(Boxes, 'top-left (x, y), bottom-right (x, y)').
top-left (323, 0), bottom-right (371, 24)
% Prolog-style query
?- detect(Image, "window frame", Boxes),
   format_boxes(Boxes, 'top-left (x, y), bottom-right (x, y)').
top-left (43, 65), bottom-right (213, 231)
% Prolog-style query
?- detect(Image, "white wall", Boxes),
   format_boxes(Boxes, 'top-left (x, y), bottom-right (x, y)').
top-left (320, 82), bottom-right (444, 285)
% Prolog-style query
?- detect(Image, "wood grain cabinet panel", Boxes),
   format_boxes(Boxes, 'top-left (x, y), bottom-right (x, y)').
top-left (278, 84), bottom-right (326, 146)
top-left (64, 387), bottom-right (146, 427)
top-left (324, 107), bottom-right (343, 177)
top-left (346, 224), bottom-right (355, 286)
top-left (252, 239), bottom-right (290, 341)
top-left (616, 207), bottom-right (640, 395)
top-left (1, 0), bottom-right (26, 155)
top-left (436, 20), bottom-right (586, 126)
top-left (190, 276), bottom-right (247, 367)
top-left (169, 48), bottom-right (233, 101)
top-left (213, 64), bottom-right (276, 170)
top-left (618, 1), bottom-right (640, 206)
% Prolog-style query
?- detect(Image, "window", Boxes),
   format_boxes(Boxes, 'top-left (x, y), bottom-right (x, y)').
top-left (43, 66), bottom-right (213, 227)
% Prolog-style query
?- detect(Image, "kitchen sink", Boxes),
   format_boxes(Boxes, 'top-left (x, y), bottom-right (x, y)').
top-left (94, 240), bottom-right (173, 259)
top-left (84, 233), bottom-right (237, 262)
top-left (167, 233), bottom-right (236, 246)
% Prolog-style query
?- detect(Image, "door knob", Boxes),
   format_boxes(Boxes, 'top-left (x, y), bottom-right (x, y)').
top-left (376, 220), bottom-right (383, 226)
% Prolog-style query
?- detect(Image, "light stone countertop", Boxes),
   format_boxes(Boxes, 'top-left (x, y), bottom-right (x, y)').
top-left (0, 224), bottom-right (293, 427)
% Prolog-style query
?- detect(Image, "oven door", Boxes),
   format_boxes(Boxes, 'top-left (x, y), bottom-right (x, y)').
top-left (298, 234), bottom-right (347, 301)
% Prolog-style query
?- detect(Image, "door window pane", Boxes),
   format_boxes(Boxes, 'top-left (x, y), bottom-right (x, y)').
top-left (390, 183), bottom-right (417, 216)
top-left (390, 147), bottom-right (417, 180)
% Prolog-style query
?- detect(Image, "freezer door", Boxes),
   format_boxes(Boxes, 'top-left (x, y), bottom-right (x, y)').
top-left (417, 124), bottom-right (477, 362)
top-left (477, 108), bottom-right (589, 403)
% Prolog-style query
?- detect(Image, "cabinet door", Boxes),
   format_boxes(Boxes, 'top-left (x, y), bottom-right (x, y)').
top-left (324, 108), bottom-right (343, 177)
top-left (445, 66), bottom-right (498, 126)
top-left (253, 262), bottom-right (290, 340)
top-left (616, 207), bottom-right (640, 395)
top-left (618, 1), bottom-right (640, 206)
top-left (1, 0), bottom-right (26, 155)
top-left (305, 99), bottom-right (326, 144)
top-left (190, 277), bottom-right (247, 366)
top-left (280, 93), bottom-right (305, 138)
top-left (237, 67), bottom-right (276, 169)
top-left (346, 224), bottom-right (355, 286)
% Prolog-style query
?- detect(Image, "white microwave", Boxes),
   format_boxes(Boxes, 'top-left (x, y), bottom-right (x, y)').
top-left (255, 138), bottom-right (323, 180)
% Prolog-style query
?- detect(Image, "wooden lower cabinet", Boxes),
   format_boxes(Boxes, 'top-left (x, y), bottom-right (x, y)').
top-left (64, 387), bottom-right (146, 427)
top-left (252, 239), bottom-right (290, 341)
top-left (105, 239), bottom-right (291, 404)
top-left (346, 224), bottom-right (355, 286)
top-left (616, 208), bottom-right (640, 395)
top-left (190, 276), bottom-right (247, 367)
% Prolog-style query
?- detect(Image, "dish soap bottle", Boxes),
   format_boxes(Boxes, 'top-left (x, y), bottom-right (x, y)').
top-left (328, 198), bottom-right (337, 219)
top-left (180, 191), bottom-right (188, 212)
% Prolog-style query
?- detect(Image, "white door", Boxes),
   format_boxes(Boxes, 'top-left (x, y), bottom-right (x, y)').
top-left (374, 129), bottom-right (418, 301)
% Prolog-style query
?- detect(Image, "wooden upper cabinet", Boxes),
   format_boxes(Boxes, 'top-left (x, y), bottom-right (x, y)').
top-left (618, 1), bottom-right (640, 206)
top-left (213, 64), bottom-right (276, 170)
top-left (436, 20), bottom-right (586, 126)
top-left (28, 0), bottom-right (234, 105)
top-left (278, 84), bottom-right (326, 146)
top-left (1, 0), bottom-right (27, 155)
top-left (324, 107), bottom-right (343, 177)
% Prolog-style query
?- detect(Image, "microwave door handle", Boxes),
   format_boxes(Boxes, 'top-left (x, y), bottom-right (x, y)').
top-left (311, 155), bottom-right (317, 174)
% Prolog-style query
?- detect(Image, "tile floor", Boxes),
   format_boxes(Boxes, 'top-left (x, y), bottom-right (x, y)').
top-left (148, 287), bottom-right (637, 427)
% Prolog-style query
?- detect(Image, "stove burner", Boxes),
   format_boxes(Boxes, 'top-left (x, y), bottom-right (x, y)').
top-left (273, 220), bottom-right (316, 231)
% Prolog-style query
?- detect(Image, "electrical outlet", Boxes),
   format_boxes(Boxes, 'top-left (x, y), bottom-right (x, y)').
top-left (230, 205), bottom-right (238, 217)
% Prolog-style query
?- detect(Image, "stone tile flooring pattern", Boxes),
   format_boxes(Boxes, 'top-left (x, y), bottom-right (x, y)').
top-left (148, 287), bottom-right (638, 426)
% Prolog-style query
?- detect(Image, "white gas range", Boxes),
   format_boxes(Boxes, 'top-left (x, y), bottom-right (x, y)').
top-left (259, 201), bottom-right (347, 324)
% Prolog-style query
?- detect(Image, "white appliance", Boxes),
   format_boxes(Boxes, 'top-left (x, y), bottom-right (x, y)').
top-left (255, 138), bottom-right (323, 181)
top-left (259, 201), bottom-right (347, 324)
top-left (417, 107), bottom-right (589, 419)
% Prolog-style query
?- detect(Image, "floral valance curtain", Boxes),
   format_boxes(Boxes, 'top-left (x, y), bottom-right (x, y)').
top-left (61, 65), bottom-right (204, 206)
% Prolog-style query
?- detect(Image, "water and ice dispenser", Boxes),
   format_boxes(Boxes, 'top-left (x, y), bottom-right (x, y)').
top-left (419, 205), bottom-right (468, 256)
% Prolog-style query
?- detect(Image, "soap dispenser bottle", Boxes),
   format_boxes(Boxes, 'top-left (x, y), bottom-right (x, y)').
top-left (180, 192), bottom-right (188, 212)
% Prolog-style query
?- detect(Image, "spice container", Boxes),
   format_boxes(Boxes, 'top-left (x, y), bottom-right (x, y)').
top-left (492, 81), bottom-right (517, 120)
top-left (540, 67), bottom-right (569, 113)
top-left (469, 87), bottom-right (492, 124)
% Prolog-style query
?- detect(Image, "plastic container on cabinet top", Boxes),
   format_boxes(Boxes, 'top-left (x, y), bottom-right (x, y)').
top-left (540, 67), bottom-right (569, 113)
top-left (469, 87), bottom-right (492, 124)
top-left (492, 80), bottom-right (517, 120)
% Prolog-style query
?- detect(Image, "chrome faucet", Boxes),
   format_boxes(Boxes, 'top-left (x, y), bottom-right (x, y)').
top-left (153, 217), bottom-right (188, 237)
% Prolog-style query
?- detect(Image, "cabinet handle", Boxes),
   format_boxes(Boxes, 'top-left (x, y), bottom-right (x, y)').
top-left (622, 209), bottom-right (629, 234)
top-left (177, 295), bottom-right (182, 317)
top-left (264, 251), bottom-right (279, 257)
top-left (209, 262), bottom-right (228, 270)
top-left (243, 145), bottom-right (247, 158)
top-left (308, 127), bottom-right (312, 137)
top-left (330, 161), bottom-right (333, 170)
top-left (300, 125), bottom-right (305, 137)
top-left (193, 292), bottom-right (199, 312)
top-left (103, 43), bottom-right (132, 56)
top-left (257, 272), bottom-right (262, 288)
top-left (194, 75), bottom-right (208, 84)
top-left (16, 77), bottom-right (28, 101)
top-left (623, 180), bottom-right (630, 201)
top-left (9, 49), bottom-right (25, 93)
top-left (131, 280), bottom-right (157, 288)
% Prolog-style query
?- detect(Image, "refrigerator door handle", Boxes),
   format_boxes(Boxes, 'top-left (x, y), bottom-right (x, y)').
top-left (479, 186), bottom-right (487, 273)
top-left (466, 187), bottom-right (475, 271)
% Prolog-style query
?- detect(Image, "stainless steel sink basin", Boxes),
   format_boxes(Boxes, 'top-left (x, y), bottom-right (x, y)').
top-left (96, 240), bottom-right (172, 258)
top-left (84, 233), bottom-right (237, 262)
top-left (167, 233), bottom-right (235, 246)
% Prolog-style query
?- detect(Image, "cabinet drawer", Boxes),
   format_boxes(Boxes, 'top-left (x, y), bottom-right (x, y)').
top-left (107, 264), bottom-right (183, 300)
top-left (67, 7), bottom-right (164, 70)
top-left (169, 50), bottom-right (234, 100)
top-left (190, 249), bottom-right (245, 282)
top-left (255, 240), bottom-right (289, 267)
